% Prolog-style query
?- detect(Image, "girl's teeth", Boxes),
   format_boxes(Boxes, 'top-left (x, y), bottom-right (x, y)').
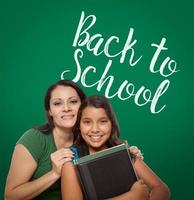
top-left (90, 135), bottom-right (101, 141)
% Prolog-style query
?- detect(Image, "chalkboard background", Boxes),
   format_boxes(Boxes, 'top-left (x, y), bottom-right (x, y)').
top-left (1, 0), bottom-right (194, 199)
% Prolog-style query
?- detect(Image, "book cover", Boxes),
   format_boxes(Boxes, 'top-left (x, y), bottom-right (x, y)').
top-left (74, 143), bottom-right (137, 200)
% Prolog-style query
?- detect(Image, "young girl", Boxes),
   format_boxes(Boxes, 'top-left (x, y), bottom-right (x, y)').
top-left (61, 96), bottom-right (170, 200)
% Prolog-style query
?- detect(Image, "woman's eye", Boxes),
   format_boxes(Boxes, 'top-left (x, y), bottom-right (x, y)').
top-left (70, 100), bottom-right (78, 104)
top-left (53, 102), bottom-right (62, 106)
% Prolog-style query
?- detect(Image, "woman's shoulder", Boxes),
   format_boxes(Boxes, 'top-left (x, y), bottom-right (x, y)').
top-left (17, 128), bottom-right (49, 143)
top-left (16, 128), bottom-right (52, 162)
top-left (16, 128), bottom-right (53, 152)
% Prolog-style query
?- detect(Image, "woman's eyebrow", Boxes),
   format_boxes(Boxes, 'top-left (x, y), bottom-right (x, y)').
top-left (51, 96), bottom-right (78, 101)
top-left (69, 96), bottom-right (79, 99)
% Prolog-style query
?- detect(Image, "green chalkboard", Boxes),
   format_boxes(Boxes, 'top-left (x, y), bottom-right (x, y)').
top-left (1, 0), bottom-right (194, 199)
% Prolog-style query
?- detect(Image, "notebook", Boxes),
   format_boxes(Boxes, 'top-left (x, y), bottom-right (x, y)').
top-left (73, 143), bottom-right (138, 200)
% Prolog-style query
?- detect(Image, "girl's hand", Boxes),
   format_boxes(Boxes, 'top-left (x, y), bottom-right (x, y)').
top-left (50, 148), bottom-right (74, 176)
top-left (130, 179), bottom-right (150, 200)
top-left (129, 146), bottom-right (144, 160)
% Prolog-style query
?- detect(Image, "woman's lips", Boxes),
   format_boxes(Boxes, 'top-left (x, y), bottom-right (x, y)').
top-left (61, 115), bottom-right (74, 119)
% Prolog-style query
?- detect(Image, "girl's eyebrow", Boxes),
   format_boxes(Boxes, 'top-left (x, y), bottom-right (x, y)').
top-left (81, 117), bottom-right (91, 120)
top-left (99, 117), bottom-right (109, 120)
top-left (81, 116), bottom-right (109, 120)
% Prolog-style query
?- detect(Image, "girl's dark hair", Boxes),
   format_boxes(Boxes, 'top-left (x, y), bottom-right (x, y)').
top-left (38, 80), bottom-right (86, 133)
top-left (73, 95), bottom-right (122, 147)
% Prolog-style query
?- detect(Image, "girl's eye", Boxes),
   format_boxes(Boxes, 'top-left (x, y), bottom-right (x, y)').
top-left (83, 120), bottom-right (91, 124)
top-left (100, 118), bottom-right (109, 123)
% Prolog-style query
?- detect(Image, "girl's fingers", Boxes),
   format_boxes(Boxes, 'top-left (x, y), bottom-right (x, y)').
top-left (129, 146), bottom-right (144, 160)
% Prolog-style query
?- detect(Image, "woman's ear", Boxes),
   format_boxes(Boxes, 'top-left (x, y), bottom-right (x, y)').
top-left (49, 110), bottom-right (52, 116)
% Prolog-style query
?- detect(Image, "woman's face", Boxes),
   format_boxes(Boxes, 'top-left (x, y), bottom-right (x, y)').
top-left (49, 85), bottom-right (81, 130)
top-left (80, 106), bottom-right (112, 153)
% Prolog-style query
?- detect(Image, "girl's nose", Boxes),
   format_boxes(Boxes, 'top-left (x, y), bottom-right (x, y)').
top-left (91, 123), bottom-right (100, 133)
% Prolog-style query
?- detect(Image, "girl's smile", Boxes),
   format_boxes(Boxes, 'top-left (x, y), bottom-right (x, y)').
top-left (80, 106), bottom-right (112, 153)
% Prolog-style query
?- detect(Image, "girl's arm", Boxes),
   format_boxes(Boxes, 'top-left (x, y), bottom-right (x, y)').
top-left (5, 144), bottom-right (72, 200)
top-left (134, 158), bottom-right (170, 200)
top-left (61, 162), bottom-right (83, 200)
top-left (107, 180), bottom-right (149, 200)
top-left (61, 162), bottom-right (149, 200)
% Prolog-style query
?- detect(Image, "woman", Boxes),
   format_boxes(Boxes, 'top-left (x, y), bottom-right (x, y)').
top-left (5, 80), bottom-right (86, 200)
top-left (61, 96), bottom-right (170, 200)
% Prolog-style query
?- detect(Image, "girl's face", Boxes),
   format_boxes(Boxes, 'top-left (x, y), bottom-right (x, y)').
top-left (49, 85), bottom-right (81, 130)
top-left (80, 106), bottom-right (112, 153)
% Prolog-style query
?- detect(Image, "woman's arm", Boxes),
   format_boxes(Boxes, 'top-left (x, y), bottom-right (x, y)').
top-left (134, 158), bottom-right (170, 200)
top-left (5, 144), bottom-right (73, 200)
top-left (61, 162), bottom-right (83, 200)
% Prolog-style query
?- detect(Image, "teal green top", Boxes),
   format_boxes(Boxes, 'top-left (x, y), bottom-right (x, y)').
top-left (17, 128), bottom-right (61, 200)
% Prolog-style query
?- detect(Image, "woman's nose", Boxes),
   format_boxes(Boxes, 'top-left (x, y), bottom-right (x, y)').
top-left (62, 102), bottom-right (71, 111)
